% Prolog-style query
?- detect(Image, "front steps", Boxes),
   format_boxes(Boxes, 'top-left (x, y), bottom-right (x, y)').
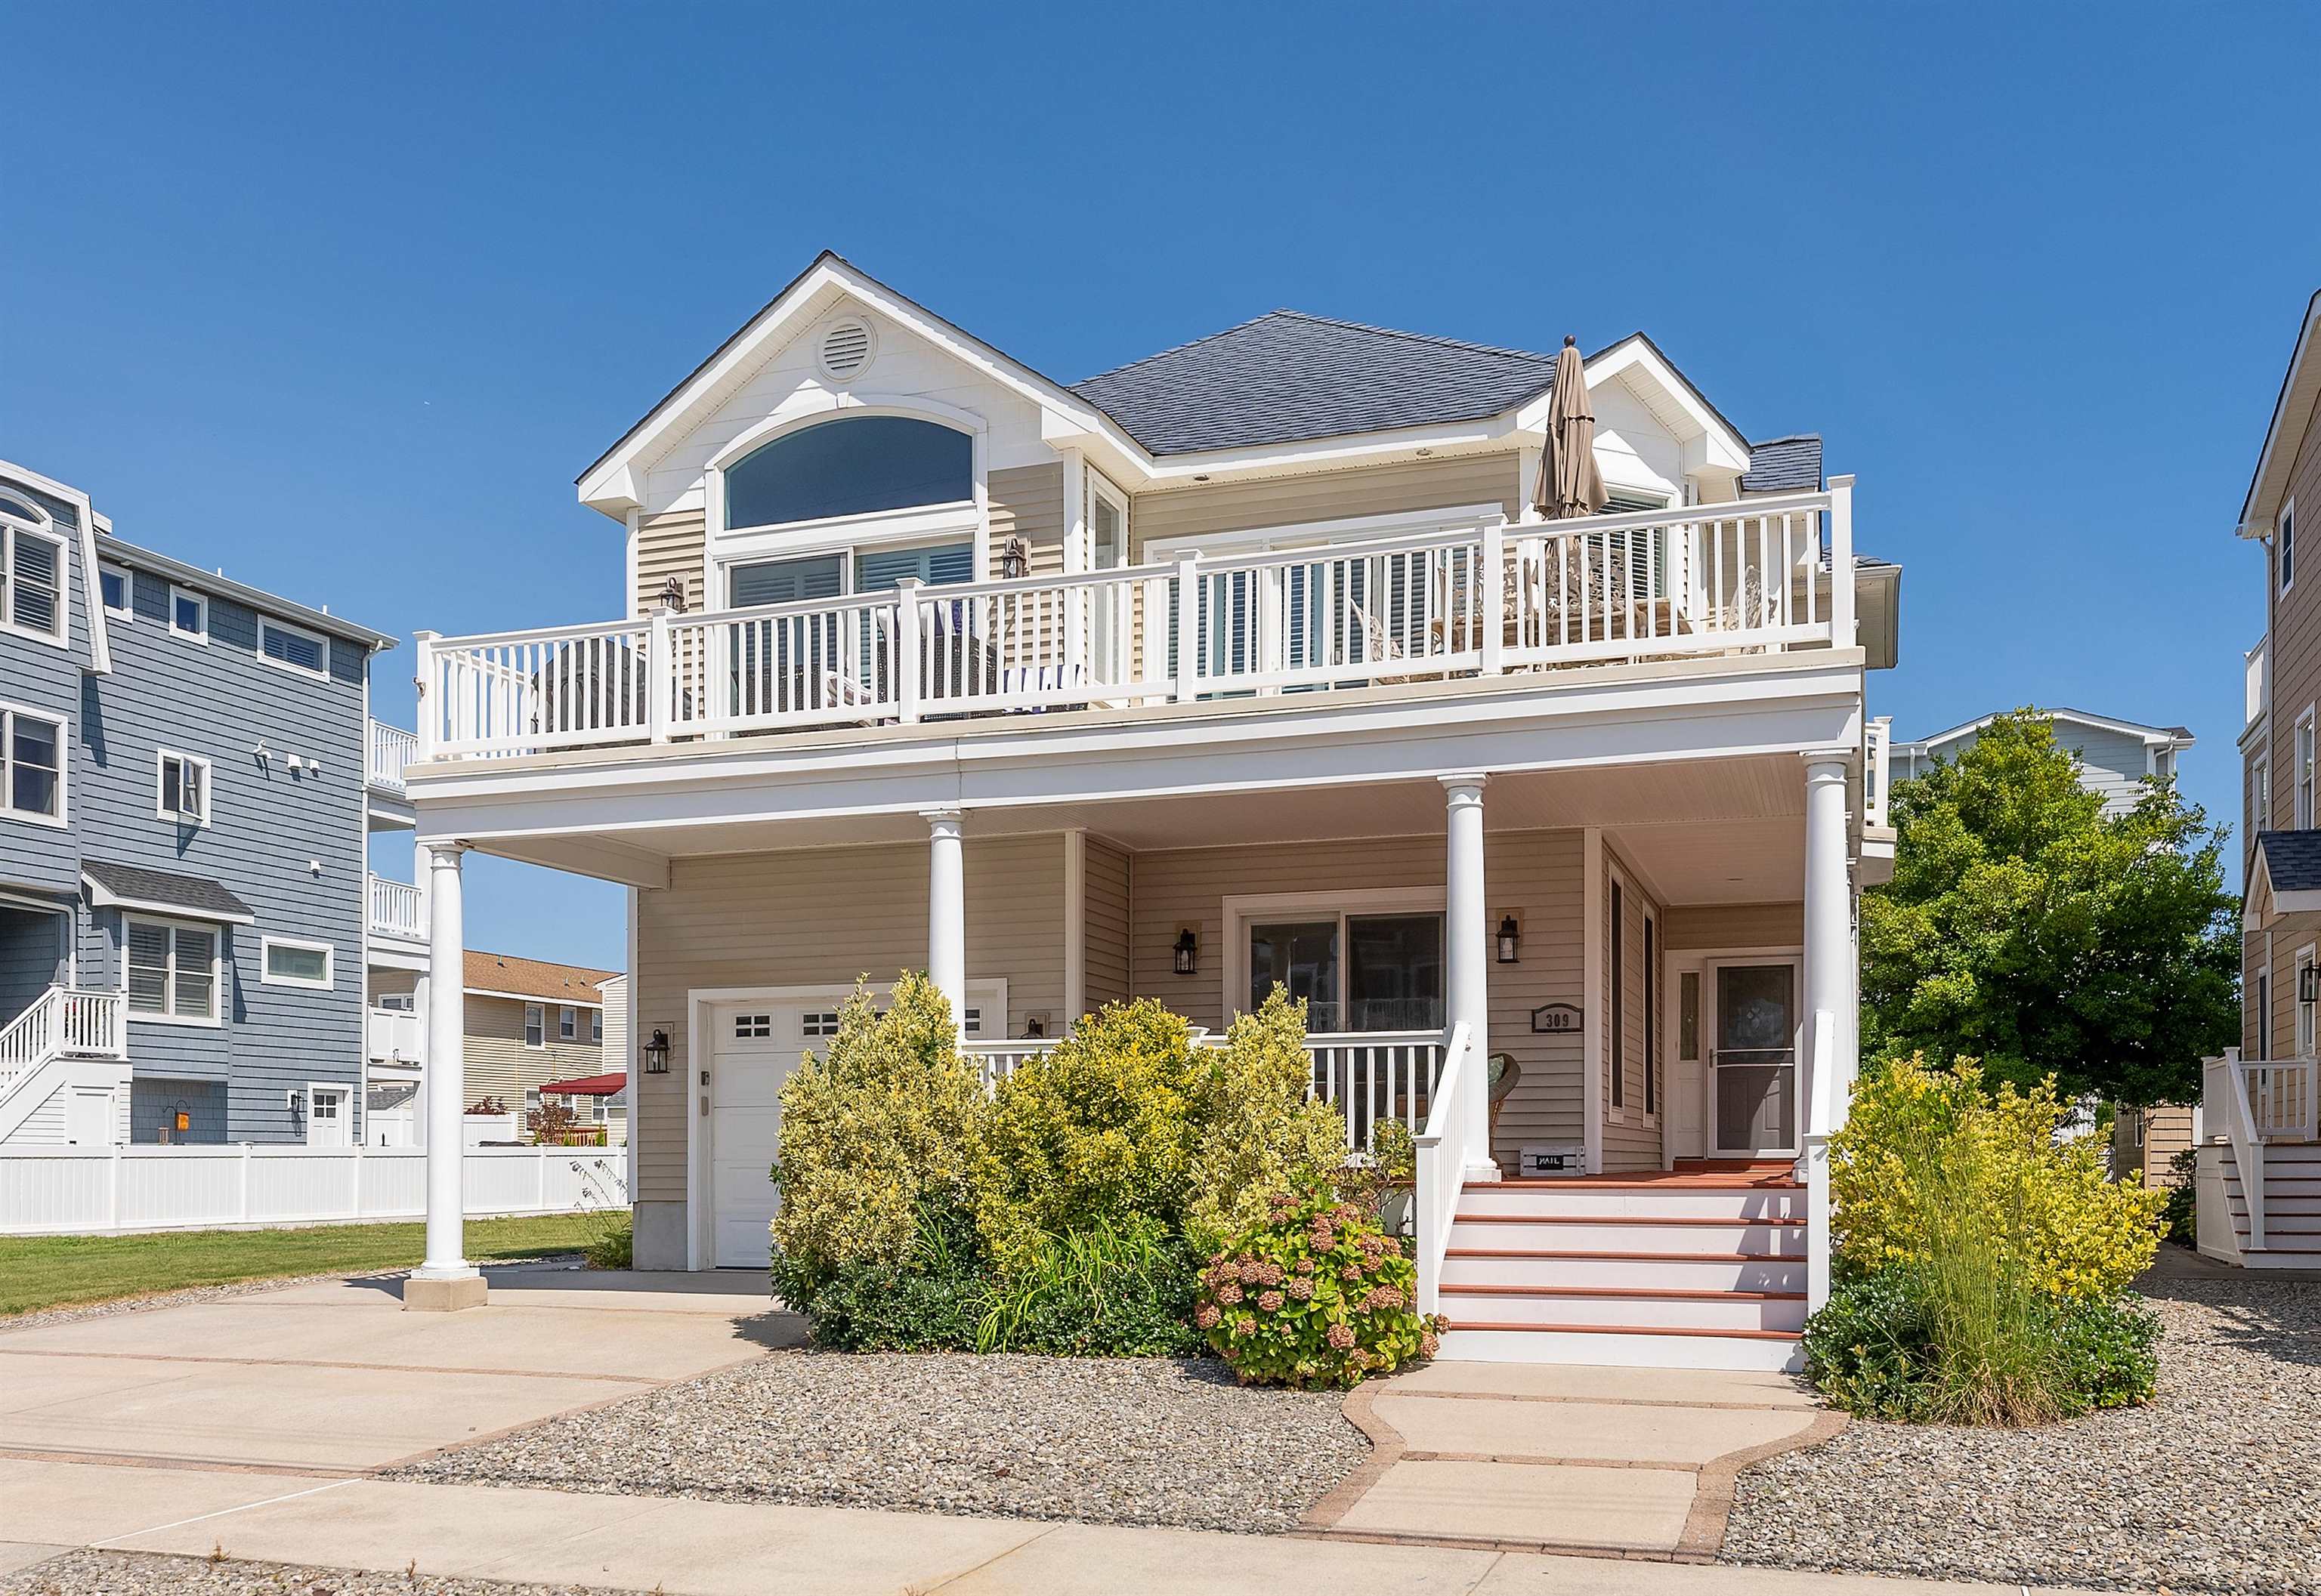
top-left (1436, 1165), bottom-right (1807, 1372)
top-left (2217, 1142), bottom-right (2321, 1267)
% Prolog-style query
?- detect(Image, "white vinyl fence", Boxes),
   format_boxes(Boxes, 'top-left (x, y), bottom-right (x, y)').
top-left (0, 1144), bottom-right (626, 1236)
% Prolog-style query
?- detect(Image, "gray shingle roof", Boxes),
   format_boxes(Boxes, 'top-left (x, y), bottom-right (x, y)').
top-left (1069, 311), bottom-right (1568, 457)
top-left (1740, 434), bottom-right (1822, 495)
top-left (81, 861), bottom-right (255, 924)
top-left (2258, 832), bottom-right (2321, 895)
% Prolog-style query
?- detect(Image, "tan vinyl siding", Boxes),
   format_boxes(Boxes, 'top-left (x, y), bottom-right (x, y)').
top-left (1083, 835), bottom-right (1133, 1011)
top-left (1601, 850), bottom-right (1667, 1172)
top-left (990, 462), bottom-right (1066, 579)
top-left (1664, 903), bottom-right (1804, 951)
top-left (637, 509), bottom-right (707, 614)
top-left (2250, 913), bottom-right (2321, 1063)
top-left (1128, 452), bottom-right (1523, 560)
top-left (1127, 829), bottom-right (1586, 1156)
top-left (631, 836), bottom-right (1066, 1202)
top-left (461, 993), bottom-right (605, 1113)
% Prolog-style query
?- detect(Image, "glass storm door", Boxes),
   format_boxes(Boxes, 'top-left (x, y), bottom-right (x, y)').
top-left (1711, 962), bottom-right (1797, 1155)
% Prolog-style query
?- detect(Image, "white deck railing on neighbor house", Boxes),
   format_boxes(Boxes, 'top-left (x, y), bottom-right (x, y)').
top-left (2248, 634), bottom-right (2270, 731)
top-left (1864, 715), bottom-right (1893, 830)
top-left (416, 488), bottom-right (1853, 761)
top-left (0, 1144), bottom-right (624, 1236)
top-left (367, 873), bottom-right (425, 942)
top-left (0, 988), bottom-right (126, 1097)
top-left (366, 1005), bottom-right (424, 1064)
top-left (368, 718), bottom-right (419, 792)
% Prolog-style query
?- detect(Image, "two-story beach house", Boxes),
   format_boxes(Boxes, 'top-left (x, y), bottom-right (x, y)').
top-left (395, 254), bottom-right (1901, 1366)
top-left (2221, 291), bottom-right (2321, 1267)
top-left (0, 458), bottom-right (416, 1150)
top-left (1891, 707), bottom-right (2193, 817)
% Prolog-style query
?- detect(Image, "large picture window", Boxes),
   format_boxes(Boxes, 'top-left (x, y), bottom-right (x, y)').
top-left (126, 916), bottom-right (219, 1022)
top-left (725, 416), bottom-right (972, 531)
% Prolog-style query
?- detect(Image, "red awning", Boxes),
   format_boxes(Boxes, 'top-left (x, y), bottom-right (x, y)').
top-left (541, 1071), bottom-right (627, 1097)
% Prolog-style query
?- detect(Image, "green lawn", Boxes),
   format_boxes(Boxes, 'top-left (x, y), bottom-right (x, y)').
top-left (0, 1212), bottom-right (610, 1318)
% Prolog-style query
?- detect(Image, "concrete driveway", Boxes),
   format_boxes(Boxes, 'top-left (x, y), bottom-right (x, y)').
top-left (0, 1263), bottom-right (787, 1474)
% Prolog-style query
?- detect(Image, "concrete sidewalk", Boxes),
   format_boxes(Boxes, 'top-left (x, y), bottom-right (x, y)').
top-left (0, 1460), bottom-right (2064, 1595)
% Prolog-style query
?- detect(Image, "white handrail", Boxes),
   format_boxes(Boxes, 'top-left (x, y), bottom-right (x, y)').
top-left (368, 873), bottom-right (425, 940)
top-left (1, 987), bottom-right (127, 1100)
top-left (366, 719), bottom-right (417, 792)
top-left (1800, 1008), bottom-right (1837, 1311)
top-left (1411, 1019), bottom-right (1473, 1318)
top-left (2205, 1048), bottom-right (2267, 1251)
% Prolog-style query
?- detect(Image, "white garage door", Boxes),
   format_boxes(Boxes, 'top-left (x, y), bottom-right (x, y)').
top-left (709, 1000), bottom-right (835, 1269)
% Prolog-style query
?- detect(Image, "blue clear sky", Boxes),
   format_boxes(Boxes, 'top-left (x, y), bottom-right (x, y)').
top-left (7, 4), bottom-right (2313, 968)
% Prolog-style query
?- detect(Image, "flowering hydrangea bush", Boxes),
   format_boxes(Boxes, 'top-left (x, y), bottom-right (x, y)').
top-left (1196, 1181), bottom-right (1443, 1388)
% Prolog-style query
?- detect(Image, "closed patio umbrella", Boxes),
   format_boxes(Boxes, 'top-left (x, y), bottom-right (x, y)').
top-left (1534, 336), bottom-right (1606, 519)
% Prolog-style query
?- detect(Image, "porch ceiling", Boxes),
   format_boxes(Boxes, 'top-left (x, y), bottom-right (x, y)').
top-left (476, 754), bottom-right (1812, 906)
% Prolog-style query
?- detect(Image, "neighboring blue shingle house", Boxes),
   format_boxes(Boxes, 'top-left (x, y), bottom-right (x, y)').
top-left (1890, 707), bottom-right (2196, 816)
top-left (0, 458), bottom-right (400, 1147)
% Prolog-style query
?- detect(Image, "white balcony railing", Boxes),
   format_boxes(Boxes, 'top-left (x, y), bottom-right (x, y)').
top-left (368, 873), bottom-right (425, 942)
top-left (366, 1005), bottom-right (425, 1063)
top-left (1, 987), bottom-right (126, 1101)
top-left (1865, 714), bottom-right (1893, 830)
top-left (415, 487), bottom-right (1853, 762)
top-left (368, 718), bottom-right (418, 793)
top-left (2248, 634), bottom-right (2270, 731)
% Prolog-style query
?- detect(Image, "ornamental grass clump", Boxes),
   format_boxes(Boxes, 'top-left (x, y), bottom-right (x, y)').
top-left (1196, 1181), bottom-right (1444, 1388)
top-left (1805, 1055), bottom-right (2167, 1425)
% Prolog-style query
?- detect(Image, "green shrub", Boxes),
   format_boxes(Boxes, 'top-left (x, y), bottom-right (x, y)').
top-left (1807, 1055), bottom-right (2170, 1425)
top-left (1196, 1181), bottom-right (1442, 1388)
top-left (976, 1217), bottom-right (1201, 1357)
top-left (772, 1204), bottom-right (988, 1352)
top-left (2161, 1147), bottom-right (2199, 1247)
top-left (584, 1217), bottom-right (632, 1270)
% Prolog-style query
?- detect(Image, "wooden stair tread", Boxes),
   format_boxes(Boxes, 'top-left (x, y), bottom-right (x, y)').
top-left (1446, 1320), bottom-right (1800, 1341)
top-left (1476, 1176), bottom-right (1802, 1190)
top-left (1439, 1283), bottom-right (1804, 1302)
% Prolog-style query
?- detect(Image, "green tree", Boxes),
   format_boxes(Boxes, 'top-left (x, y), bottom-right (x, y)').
top-left (1862, 710), bottom-right (2239, 1105)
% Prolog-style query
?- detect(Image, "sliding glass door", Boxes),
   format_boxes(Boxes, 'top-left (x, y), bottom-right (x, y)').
top-left (1247, 912), bottom-right (1442, 1033)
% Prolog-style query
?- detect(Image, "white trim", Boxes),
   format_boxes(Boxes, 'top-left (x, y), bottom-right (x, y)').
top-left (559, 1003), bottom-right (579, 1042)
top-left (2298, 706), bottom-right (2316, 832)
top-left (524, 1002), bottom-right (545, 1048)
top-left (1701, 951), bottom-right (1806, 1159)
top-left (0, 458), bottom-right (109, 672)
top-left (98, 560), bottom-right (132, 619)
top-left (1581, 828), bottom-right (1604, 1173)
top-left (0, 700), bottom-right (69, 827)
top-left (466, 986), bottom-right (604, 1009)
top-left (258, 616), bottom-right (331, 681)
top-left (1063, 829), bottom-right (1086, 1026)
top-left (155, 749), bottom-right (214, 827)
top-left (1910, 705), bottom-right (2196, 753)
top-left (168, 585), bottom-right (208, 642)
top-left (121, 912), bottom-right (225, 1026)
top-left (2282, 495), bottom-right (2297, 595)
top-left (261, 936), bottom-right (335, 990)
top-left (1222, 885), bottom-right (1446, 1031)
top-left (1142, 502), bottom-right (1507, 563)
top-left (0, 508), bottom-right (70, 649)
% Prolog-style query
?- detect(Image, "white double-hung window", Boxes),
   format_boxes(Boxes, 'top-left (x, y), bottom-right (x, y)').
top-left (2298, 710), bottom-right (2316, 830)
top-left (0, 495), bottom-right (66, 645)
top-left (125, 916), bottom-right (221, 1023)
top-left (524, 1003), bottom-right (545, 1048)
top-left (0, 704), bottom-right (66, 823)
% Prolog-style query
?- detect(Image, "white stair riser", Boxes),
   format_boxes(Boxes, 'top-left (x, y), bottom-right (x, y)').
top-left (2226, 1198), bottom-right (2321, 1218)
top-left (1442, 1289), bottom-right (1806, 1332)
top-left (1449, 1218), bottom-right (1803, 1254)
top-left (1458, 1187), bottom-right (1800, 1221)
top-left (1438, 1327), bottom-right (1803, 1372)
top-left (1441, 1253), bottom-right (1805, 1292)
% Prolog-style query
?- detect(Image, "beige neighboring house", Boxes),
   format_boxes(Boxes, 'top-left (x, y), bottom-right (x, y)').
top-left (400, 251), bottom-right (1907, 1369)
top-left (373, 951), bottom-right (620, 1141)
top-left (2112, 1104), bottom-right (2197, 1190)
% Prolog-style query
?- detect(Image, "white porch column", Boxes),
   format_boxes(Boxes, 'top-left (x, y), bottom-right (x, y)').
top-left (1800, 753), bottom-right (1854, 1311)
top-left (924, 807), bottom-right (967, 1036)
top-left (409, 842), bottom-right (484, 1310)
top-left (1442, 774), bottom-right (1497, 1181)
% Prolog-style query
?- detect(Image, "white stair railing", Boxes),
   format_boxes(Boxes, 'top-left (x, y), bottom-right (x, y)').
top-left (1306, 1030), bottom-right (1446, 1149)
top-left (2204, 1048), bottom-right (2267, 1250)
top-left (1411, 1019), bottom-right (1474, 1319)
top-left (1800, 1008), bottom-right (1839, 1311)
top-left (1, 988), bottom-right (128, 1101)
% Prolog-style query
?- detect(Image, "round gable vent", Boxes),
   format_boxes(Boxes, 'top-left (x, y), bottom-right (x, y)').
top-left (819, 318), bottom-right (874, 382)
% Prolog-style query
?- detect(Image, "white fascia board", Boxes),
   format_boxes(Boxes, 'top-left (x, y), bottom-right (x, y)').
top-left (467, 986), bottom-right (606, 1010)
top-left (1918, 706), bottom-right (2190, 750)
top-left (578, 258), bottom-right (1143, 514)
top-left (2277, 890), bottom-right (2321, 914)
top-left (406, 658), bottom-right (1865, 847)
top-left (2240, 291), bottom-right (2321, 535)
top-left (0, 456), bottom-right (110, 674)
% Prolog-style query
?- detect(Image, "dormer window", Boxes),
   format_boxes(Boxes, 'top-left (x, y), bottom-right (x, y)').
top-left (0, 493), bottom-right (66, 646)
top-left (723, 415), bottom-right (972, 533)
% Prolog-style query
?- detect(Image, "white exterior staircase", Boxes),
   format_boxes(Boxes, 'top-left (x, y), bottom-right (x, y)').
top-left (1434, 1164), bottom-right (1808, 1371)
top-left (2210, 1141), bottom-right (2321, 1267)
top-left (2198, 1050), bottom-right (2321, 1268)
top-left (0, 987), bottom-right (130, 1146)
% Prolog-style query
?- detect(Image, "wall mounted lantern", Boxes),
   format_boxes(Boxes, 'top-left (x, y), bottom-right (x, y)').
top-left (1000, 536), bottom-right (1030, 580)
top-left (2303, 964), bottom-right (2321, 1006)
top-left (1173, 928), bottom-right (1199, 977)
top-left (642, 1028), bottom-right (672, 1075)
top-left (1497, 915), bottom-right (1522, 964)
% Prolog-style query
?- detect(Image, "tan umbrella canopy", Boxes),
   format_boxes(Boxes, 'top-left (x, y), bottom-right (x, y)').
top-left (1533, 335), bottom-right (1606, 519)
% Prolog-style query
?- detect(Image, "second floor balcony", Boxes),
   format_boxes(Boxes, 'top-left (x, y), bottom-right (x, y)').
top-left (414, 489), bottom-right (1874, 767)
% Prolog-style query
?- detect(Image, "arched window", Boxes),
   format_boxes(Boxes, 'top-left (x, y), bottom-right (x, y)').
top-left (0, 491), bottom-right (65, 644)
top-left (724, 415), bottom-right (972, 531)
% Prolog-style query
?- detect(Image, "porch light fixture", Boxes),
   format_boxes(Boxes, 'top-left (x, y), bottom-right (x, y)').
top-left (642, 1028), bottom-right (672, 1076)
top-left (1173, 928), bottom-right (1199, 977)
top-left (1496, 915), bottom-right (1521, 964)
top-left (2304, 965), bottom-right (2321, 1006)
top-left (1000, 536), bottom-right (1030, 580)
top-left (658, 575), bottom-right (688, 616)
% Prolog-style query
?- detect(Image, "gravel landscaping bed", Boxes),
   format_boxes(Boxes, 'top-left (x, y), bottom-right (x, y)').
top-left (389, 1350), bottom-right (1368, 1533)
top-left (1724, 1269), bottom-right (2321, 1594)
top-left (2, 1549), bottom-right (623, 1596)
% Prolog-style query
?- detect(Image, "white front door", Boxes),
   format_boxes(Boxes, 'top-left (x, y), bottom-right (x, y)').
top-left (709, 1001), bottom-right (828, 1269)
top-left (1707, 960), bottom-right (1800, 1156)
top-left (308, 1086), bottom-right (351, 1148)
